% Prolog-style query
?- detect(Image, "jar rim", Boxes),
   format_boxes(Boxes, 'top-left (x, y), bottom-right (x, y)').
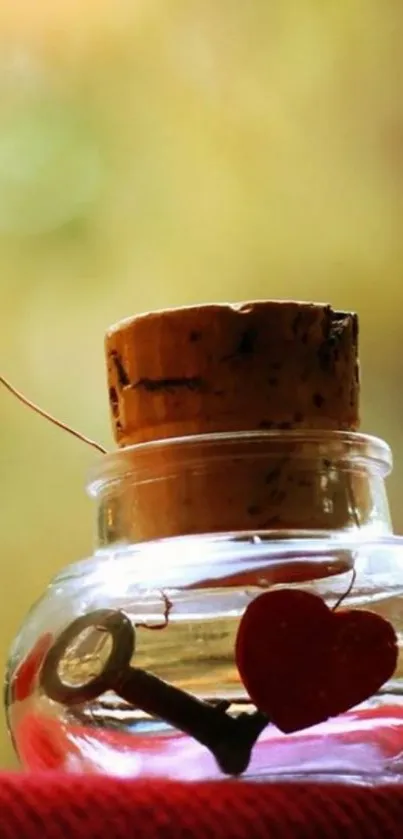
top-left (87, 429), bottom-right (392, 496)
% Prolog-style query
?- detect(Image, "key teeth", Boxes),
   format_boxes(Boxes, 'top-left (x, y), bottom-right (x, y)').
top-left (214, 711), bottom-right (270, 776)
top-left (215, 742), bottom-right (253, 777)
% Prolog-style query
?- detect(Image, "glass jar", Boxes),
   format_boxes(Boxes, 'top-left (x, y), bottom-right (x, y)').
top-left (5, 430), bottom-right (403, 782)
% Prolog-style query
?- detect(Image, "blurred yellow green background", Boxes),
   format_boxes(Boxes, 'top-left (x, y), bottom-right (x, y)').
top-left (1, 1), bottom-right (403, 767)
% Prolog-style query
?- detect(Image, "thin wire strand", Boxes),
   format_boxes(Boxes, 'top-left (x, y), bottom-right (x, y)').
top-left (332, 566), bottom-right (356, 612)
top-left (1, 373), bottom-right (107, 455)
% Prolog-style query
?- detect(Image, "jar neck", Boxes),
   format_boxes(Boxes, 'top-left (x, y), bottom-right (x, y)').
top-left (87, 431), bottom-right (393, 548)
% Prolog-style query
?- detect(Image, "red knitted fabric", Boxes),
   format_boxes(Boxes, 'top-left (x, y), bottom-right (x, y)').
top-left (7, 707), bottom-right (403, 836)
top-left (0, 774), bottom-right (402, 839)
top-left (8, 688), bottom-right (403, 837)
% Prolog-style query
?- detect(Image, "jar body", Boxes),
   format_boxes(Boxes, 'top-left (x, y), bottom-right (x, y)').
top-left (6, 432), bottom-right (403, 782)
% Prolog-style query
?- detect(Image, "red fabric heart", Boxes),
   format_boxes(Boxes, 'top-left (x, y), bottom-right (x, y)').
top-left (235, 589), bottom-right (398, 734)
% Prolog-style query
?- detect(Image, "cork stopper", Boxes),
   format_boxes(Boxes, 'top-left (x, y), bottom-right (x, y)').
top-left (102, 301), bottom-right (367, 543)
top-left (105, 301), bottom-right (360, 446)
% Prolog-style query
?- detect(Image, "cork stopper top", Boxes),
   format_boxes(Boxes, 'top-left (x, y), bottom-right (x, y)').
top-left (105, 300), bottom-right (360, 447)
